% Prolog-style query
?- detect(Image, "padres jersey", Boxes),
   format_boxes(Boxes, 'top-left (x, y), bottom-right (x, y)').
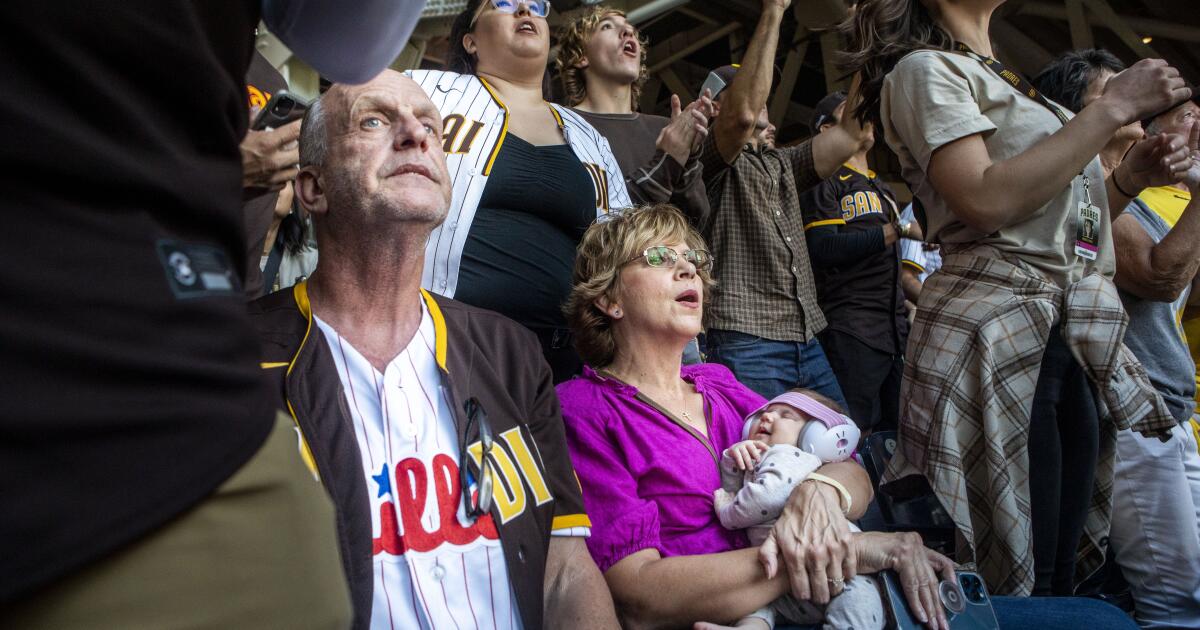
top-left (317, 299), bottom-right (588, 630)
top-left (800, 164), bottom-right (908, 354)
top-left (899, 203), bottom-right (942, 283)
top-left (408, 70), bottom-right (631, 299)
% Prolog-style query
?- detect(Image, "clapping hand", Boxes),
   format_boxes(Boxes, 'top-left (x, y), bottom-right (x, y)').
top-left (656, 89), bottom-right (714, 166)
top-left (1116, 119), bottom-right (1196, 193)
top-left (1100, 59), bottom-right (1191, 126)
top-left (1180, 121), bottom-right (1200, 191)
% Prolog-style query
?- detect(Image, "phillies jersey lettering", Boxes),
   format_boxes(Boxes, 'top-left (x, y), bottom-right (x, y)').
top-left (316, 306), bottom-right (528, 630)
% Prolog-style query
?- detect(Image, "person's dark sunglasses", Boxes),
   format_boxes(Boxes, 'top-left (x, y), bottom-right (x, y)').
top-left (460, 397), bottom-right (495, 521)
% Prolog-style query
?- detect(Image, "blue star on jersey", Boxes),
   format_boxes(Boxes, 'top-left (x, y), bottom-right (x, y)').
top-left (372, 463), bottom-right (391, 498)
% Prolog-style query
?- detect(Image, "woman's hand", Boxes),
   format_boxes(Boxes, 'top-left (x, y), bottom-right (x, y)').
top-left (1099, 59), bottom-right (1191, 126)
top-left (757, 480), bottom-right (855, 605)
top-left (854, 531), bottom-right (957, 630)
top-left (727, 439), bottom-right (768, 471)
top-left (1115, 121), bottom-right (1195, 192)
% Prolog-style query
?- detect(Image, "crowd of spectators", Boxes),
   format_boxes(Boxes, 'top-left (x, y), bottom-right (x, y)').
top-left (2, 0), bottom-right (1199, 629)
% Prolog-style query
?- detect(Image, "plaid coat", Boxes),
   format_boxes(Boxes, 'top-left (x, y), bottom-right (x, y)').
top-left (884, 252), bottom-right (1175, 596)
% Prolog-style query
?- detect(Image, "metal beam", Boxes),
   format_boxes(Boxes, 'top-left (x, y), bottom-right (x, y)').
top-left (647, 21), bottom-right (742, 73)
top-left (1080, 0), bottom-right (1157, 57)
top-left (1018, 2), bottom-right (1200, 45)
top-left (819, 31), bottom-right (844, 93)
top-left (676, 6), bottom-right (716, 24)
top-left (1064, 0), bottom-right (1093, 49)
top-left (639, 75), bottom-right (663, 113)
top-left (770, 33), bottom-right (809, 129)
top-left (627, 0), bottom-right (692, 25)
top-left (659, 66), bottom-right (693, 101)
top-left (991, 19), bottom-right (1053, 77)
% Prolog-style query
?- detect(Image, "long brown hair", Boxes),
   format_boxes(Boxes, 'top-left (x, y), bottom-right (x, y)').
top-left (838, 0), bottom-right (952, 126)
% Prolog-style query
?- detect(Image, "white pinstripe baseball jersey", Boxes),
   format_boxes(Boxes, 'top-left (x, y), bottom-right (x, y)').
top-left (408, 69), bottom-right (632, 298)
top-left (315, 299), bottom-right (587, 630)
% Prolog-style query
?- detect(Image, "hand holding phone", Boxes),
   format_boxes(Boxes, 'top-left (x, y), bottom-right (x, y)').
top-left (253, 90), bottom-right (309, 131)
top-left (879, 570), bottom-right (1000, 630)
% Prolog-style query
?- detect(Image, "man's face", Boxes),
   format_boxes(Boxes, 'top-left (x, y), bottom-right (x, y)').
top-left (581, 13), bottom-right (641, 85)
top-left (1151, 100), bottom-right (1200, 138)
top-left (319, 72), bottom-right (452, 227)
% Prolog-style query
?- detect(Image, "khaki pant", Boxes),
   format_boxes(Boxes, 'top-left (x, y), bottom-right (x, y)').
top-left (4, 412), bottom-right (352, 630)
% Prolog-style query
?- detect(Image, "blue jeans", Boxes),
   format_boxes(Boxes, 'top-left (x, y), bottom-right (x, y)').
top-left (779, 596), bottom-right (1136, 629)
top-left (706, 329), bottom-right (847, 405)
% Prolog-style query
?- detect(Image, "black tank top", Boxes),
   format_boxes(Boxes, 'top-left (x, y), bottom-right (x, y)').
top-left (455, 133), bottom-right (596, 330)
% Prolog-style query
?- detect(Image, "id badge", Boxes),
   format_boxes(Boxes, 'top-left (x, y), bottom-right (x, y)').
top-left (1074, 201), bottom-right (1100, 260)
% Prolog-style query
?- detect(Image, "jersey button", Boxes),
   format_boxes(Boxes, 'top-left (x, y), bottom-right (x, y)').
top-left (403, 424), bottom-right (418, 438)
top-left (432, 564), bottom-right (446, 581)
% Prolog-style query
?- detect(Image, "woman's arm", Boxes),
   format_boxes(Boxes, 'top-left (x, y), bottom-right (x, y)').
top-left (927, 59), bottom-right (1189, 234)
top-left (757, 461), bottom-right (873, 604)
top-left (604, 547), bottom-right (787, 630)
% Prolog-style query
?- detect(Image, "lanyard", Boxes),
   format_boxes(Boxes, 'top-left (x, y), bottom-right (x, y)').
top-left (953, 43), bottom-right (1070, 127)
top-left (953, 43), bottom-right (1099, 259)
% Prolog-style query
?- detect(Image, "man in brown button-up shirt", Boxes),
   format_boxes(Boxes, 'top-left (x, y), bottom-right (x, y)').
top-left (697, 0), bottom-right (871, 401)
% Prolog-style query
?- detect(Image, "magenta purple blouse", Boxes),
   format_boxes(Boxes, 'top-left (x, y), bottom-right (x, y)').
top-left (556, 363), bottom-right (766, 573)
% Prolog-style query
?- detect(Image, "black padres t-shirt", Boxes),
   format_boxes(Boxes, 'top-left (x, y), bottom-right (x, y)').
top-left (800, 164), bottom-right (909, 354)
top-left (0, 1), bottom-right (272, 601)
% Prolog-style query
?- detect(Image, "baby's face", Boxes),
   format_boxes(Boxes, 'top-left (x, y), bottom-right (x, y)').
top-left (749, 403), bottom-right (809, 446)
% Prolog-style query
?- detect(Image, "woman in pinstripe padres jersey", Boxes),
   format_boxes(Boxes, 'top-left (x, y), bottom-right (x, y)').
top-left (409, 0), bottom-right (631, 384)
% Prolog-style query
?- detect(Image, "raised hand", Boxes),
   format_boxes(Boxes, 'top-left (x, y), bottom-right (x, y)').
top-left (655, 91), bottom-right (712, 166)
top-left (1116, 122), bottom-right (1195, 192)
top-left (1099, 59), bottom-right (1191, 126)
top-left (241, 116), bottom-right (302, 191)
top-left (1181, 120), bottom-right (1200, 191)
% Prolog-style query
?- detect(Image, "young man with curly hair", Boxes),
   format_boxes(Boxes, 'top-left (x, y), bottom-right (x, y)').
top-left (557, 6), bottom-right (712, 224)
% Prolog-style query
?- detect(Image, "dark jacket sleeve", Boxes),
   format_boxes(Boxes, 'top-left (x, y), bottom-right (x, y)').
top-left (526, 346), bottom-right (589, 525)
top-left (806, 224), bottom-right (887, 268)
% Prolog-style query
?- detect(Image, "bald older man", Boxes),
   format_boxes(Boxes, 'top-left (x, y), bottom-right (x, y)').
top-left (249, 71), bottom-right (618, 630)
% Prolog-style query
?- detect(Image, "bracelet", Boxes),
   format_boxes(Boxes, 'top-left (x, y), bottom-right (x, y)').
top-left (806, 472), bottom-right (853, 517)
top-left (1113, 167), bottom-right (1139, 198)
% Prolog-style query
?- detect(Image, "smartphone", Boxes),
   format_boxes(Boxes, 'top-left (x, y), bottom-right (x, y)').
top-left (252, 90), bottom-right (309, 130)
top-left (878, 570), bottom-right (1000, 630)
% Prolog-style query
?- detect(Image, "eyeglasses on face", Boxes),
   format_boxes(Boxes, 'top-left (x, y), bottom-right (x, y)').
top-left (624, 245), bottom-right (713, 271)
top-left (475, 0), bottom-right (551, 22)
top-left (460, 397), bottom-right (495, 521)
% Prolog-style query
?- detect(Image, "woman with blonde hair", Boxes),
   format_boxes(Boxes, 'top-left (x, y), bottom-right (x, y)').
top-left (556, 203), bottom-right (1138, 629)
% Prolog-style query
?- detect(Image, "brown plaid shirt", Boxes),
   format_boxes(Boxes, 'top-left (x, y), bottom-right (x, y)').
top-left (698, 134), bottom-right (826, 342)
top-left (883, 252), bottom-right (1175, 596)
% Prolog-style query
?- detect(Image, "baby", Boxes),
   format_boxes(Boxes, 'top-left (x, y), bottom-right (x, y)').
top-left (704, 390), bottom-right (884, 630)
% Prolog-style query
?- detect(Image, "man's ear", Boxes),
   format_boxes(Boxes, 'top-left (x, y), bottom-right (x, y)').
top-left (463, 33), bottom-right (477, 56)
top-left (296, 168), bottom-right (328, 219)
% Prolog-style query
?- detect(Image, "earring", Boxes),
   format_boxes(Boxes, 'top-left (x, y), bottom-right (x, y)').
top-left (612, 308), bottom-right (622, 317)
